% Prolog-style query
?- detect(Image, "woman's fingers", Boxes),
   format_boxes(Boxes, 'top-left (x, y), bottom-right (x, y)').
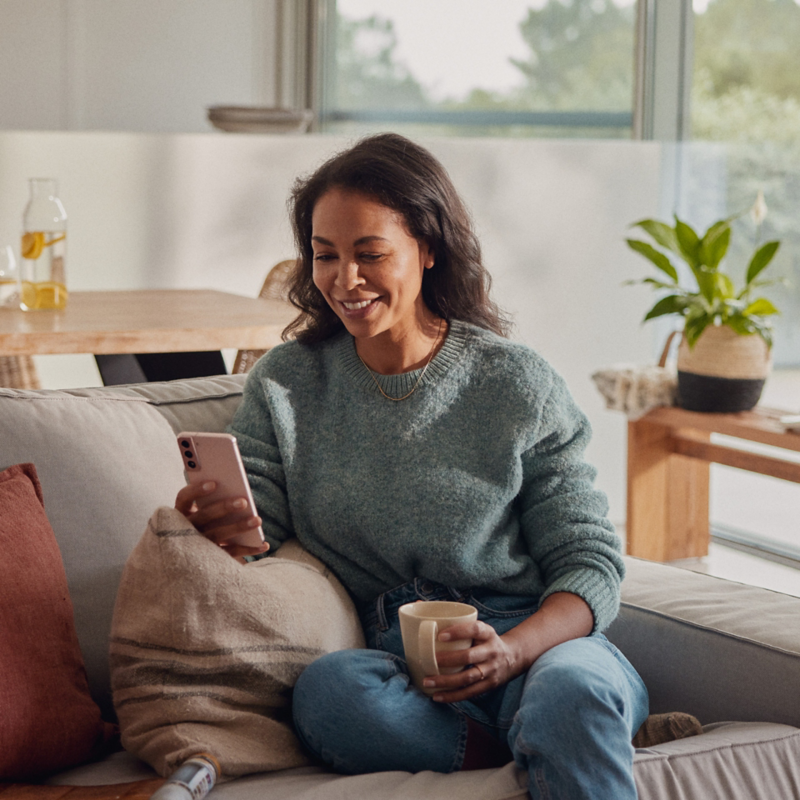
top-left (423, 621), bottom-right (514, 702)
top-left (174, 483), bottom-right (268, 558)
top-left (187, 495), bottom-right (251, 529)
top-left (175, 481), bottom-right (215, 515)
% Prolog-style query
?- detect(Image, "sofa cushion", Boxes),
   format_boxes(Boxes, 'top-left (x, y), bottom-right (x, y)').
top-left (634, 721), bottom-right (800, 800)
top-left (47, 723), bottom-right (800, 800)
top-left (0, 463), bottom-right (109, 779)
top-left (110, 507), bottom-right (366, 779)
top-left (0, 395), bottom-right (181, 720)
top-left (608, 557), bottom-right (800, 729)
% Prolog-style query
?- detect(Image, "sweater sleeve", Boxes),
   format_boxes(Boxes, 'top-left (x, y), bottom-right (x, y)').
top-left (518, 372), bottom-right (624, 632)
top-left (227, 364), bottom-right (294, 553)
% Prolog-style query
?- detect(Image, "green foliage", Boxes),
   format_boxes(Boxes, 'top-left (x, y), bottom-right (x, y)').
top-left (511, 0), bottom-right (635, 111)
top-left (626, 203), bottom-right (782, 348)
top-left (333, 15), bottom-right (428, 110)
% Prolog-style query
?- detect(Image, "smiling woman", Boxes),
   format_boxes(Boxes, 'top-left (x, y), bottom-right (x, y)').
top-left (173, 132), bottom-right (649, 799)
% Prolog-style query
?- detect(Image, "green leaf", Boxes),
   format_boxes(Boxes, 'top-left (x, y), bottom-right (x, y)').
top-left (630, 219), bottom-right (680, 253)
top-left (699, 224), bottom-right (731, 269)
top-left (674, 216), bottom-right (701, 268)
top-left (643, 294), bottom-right (689, 321)
top-left (745, 240), bottom-right (780, 285)
top-left (626, 239), bottom-right (679, 281)
top-left (684, 316), bottom-right (712, 349)
top-left (725, 315), bottom-right (757, 336)
top-left (715, 272), bottom-right (736, 299)
top-left (694, 268), bottom-right (717, 304)
top-left (641, 277), bottom-right (683, 290)
top-left (743, 298), bottom-right (779, 317)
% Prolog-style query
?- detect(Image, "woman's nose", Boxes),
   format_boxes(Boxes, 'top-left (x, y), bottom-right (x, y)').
top-left (335, 260), bottom-right (363, 290)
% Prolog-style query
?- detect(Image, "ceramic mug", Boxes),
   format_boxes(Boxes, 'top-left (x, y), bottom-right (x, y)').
top-left (398, 600), bottom-right (478, 694)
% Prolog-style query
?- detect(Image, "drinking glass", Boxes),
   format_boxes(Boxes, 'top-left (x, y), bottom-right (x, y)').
top-left (0, 245), bottom-right (20, 309)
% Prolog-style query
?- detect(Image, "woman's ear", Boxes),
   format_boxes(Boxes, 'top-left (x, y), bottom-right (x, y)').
top-left (421, 242), bottom-right (435, 270)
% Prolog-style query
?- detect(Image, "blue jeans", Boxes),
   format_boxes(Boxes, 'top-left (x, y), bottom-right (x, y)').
top-left (292, 579), bottom-right (649, 800)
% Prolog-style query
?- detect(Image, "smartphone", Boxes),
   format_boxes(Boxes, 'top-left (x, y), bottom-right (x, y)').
top-left (177, 431), bottom-right (265, 549)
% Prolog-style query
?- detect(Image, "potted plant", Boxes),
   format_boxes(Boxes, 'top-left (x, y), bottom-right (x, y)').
top-left (626, 193), bottom-right (782, 412)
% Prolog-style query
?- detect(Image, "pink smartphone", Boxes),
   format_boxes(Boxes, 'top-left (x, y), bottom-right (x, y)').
top-left (177, 431), bottom-right (265, 549)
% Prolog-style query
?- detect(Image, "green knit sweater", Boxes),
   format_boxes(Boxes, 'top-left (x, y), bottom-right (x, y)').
top-left (229, 320), bottom-right (624, 632)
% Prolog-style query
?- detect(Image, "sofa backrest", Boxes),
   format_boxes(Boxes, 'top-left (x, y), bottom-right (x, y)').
top-left (0, 374), bottom-right (246, 719)
top-left (610, 557), bottom-right (800, 729)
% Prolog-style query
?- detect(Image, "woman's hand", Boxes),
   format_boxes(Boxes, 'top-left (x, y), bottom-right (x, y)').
top-left (423, 592), bottom-right (595, 704)
top-left (175, 482), bottom-right (270, 561)
top-left (423, 620), bottom-right (525, 704)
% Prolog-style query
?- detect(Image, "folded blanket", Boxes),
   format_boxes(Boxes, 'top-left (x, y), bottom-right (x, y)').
top-left (110, 507), bottom-right (365, 779)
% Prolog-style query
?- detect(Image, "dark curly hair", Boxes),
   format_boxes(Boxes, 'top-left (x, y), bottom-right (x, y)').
top-left (283, 133), bottom-right (510, 343)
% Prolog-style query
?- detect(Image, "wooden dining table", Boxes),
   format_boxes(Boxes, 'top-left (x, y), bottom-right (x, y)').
top-left (0, 289), bottom-right (296, 356)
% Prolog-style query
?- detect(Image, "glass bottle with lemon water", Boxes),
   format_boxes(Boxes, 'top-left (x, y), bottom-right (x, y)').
top-left (21, 178), bottom-right (68, 310)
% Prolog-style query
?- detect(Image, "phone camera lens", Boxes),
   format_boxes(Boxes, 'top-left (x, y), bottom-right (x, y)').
top-left (184, 450), bottom-right (193, 458)
top-left (180, 439), bottom-right (190, 448)
top-left (187, 460), bottom-right (196, 469)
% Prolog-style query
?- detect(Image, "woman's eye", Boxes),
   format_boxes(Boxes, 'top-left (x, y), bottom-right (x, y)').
top-left (313, 253), bottom-right (336, 262)
top-left (359, 253), bottom-right (384, 262)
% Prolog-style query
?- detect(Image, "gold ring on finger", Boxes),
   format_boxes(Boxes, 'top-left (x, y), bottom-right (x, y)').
top-left (474, 664), bottom-right (485, 682)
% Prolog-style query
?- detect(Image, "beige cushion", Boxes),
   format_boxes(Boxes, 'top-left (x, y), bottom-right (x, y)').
top-left (110, 507), bottom-right (365, 778)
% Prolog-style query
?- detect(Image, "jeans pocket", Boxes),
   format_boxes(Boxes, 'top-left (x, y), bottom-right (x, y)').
top-left (467, 591), bottom-right (539, 620)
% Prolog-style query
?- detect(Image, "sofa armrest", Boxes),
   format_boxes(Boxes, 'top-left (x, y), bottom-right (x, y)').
top-left (606, 557), bottom-right (800, 728)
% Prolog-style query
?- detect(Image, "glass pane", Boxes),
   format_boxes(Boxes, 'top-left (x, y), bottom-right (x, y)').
top-left (690, 0), bottom-right (800, 562)
top-left (691, 0), bottom-right (800, 368)
top-left (323, 0), bottom-right (637, 138)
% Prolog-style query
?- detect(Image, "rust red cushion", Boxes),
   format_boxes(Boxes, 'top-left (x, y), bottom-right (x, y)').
top-left (0, 463), bottom-right (107, 780)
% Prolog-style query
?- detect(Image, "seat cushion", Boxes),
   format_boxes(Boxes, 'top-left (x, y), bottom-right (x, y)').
top-left (634, 721), bottom-right (800, 800)
top-left (46, 721), bottom-right (800, 799)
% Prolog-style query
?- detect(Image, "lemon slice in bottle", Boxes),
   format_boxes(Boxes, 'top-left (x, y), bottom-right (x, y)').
top-left (21, 231), bottom-right (45, 259)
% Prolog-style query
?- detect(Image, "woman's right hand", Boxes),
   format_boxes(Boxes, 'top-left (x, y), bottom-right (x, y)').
top-left (175, 481), bottom-right (270, 560)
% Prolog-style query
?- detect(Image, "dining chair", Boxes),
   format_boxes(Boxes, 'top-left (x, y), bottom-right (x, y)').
top-left (0, 355), bottom-right (40, 389)
top-left (231, 259), bottom-right (295, 375)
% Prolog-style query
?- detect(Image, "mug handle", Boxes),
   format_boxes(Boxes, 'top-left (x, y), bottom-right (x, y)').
top-left (418, 619), bottom-right (439, 677)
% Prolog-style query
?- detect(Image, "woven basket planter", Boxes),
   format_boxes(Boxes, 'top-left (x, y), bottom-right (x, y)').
top-left (676, 325), bottom-right (771, 413)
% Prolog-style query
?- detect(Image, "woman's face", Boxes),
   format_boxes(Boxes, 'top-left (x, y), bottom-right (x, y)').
top-left (311, 187), bottom-right (434, 343)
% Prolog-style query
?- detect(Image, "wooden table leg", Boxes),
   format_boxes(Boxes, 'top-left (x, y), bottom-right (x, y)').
top-left (626, 418), bottom-right (711, 561)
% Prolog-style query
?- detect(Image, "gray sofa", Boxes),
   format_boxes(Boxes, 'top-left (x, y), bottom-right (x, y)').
top-left (2, 374), bottom-right (799, 800)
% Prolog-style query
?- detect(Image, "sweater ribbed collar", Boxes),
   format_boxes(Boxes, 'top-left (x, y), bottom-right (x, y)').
top-left (337, 319), bottom-right (470, 398)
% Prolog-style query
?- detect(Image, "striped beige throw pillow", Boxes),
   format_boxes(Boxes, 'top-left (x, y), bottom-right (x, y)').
top-left (110, 507), bottom-right (365, 779)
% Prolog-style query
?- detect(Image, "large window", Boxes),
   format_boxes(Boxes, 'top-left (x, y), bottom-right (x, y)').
top-left (318, 0), bottom-right (638, 138)
top-left (688, 0), bottom-right (800, 565)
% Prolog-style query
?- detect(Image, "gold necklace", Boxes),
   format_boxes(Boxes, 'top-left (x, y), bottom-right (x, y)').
top-left (357, 318), bottom-right (444, 402)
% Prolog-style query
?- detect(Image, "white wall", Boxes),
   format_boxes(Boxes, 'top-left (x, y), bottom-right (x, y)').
top-left (0, 0), bottom-right (280, 133)
top-left (0, 131), bottom-right (664, 523)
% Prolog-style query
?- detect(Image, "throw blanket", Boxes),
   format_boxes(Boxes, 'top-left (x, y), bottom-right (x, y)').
top-left (110, 507), bottom-right (365, 779)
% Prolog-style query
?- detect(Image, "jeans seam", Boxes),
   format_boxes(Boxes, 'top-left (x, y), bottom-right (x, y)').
top-left (534, 768), bottom-right (552, 800)
top-left (452, 712), bottom-right (470, 772)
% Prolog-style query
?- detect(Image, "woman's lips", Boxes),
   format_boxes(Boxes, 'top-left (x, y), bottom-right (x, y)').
top-left (338, 297), bottom-right (380, 318)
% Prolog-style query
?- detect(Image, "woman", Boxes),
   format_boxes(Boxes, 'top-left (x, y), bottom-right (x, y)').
top-left (175, 133), bottom-right (649, 799)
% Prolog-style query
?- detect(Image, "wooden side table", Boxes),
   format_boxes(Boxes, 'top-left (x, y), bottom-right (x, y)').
top-left (626, 405), bottom-right (800, 561)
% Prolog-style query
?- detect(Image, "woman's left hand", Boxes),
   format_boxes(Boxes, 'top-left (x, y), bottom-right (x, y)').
top-left (423, 620), bottom-right (525, 703)
top-left (423, 592), bottom-right (595, 704)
